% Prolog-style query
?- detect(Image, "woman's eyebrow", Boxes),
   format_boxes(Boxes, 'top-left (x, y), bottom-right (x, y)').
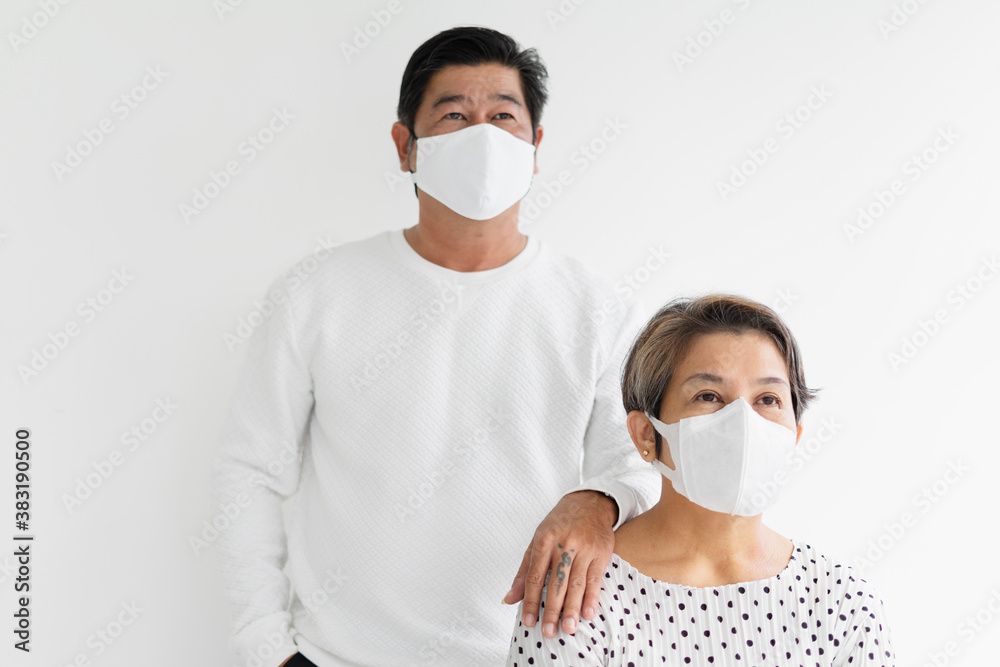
top-left (681, 372), bottom-right (724, 385)
top-left (681, 373), bottom-right (788, 387)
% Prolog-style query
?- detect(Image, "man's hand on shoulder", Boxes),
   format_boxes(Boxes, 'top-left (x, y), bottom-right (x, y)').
top-left (503, 490), bottom-right (618, 637)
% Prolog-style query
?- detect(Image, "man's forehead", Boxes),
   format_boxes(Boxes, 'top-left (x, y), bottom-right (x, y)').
top-left (422, 64), bottom-right (525, 106)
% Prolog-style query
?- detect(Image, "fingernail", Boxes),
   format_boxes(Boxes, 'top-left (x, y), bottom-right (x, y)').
top-left (523, 613), bottom-right (536, 626)
top-left (565, 617), bottom-right (577, 631)
top-left (542, 622), bottom-right (556, 637)
top-left (584, 606), bottom-right (595, 618)
top-left (501, 589), bottom-right (512, 604)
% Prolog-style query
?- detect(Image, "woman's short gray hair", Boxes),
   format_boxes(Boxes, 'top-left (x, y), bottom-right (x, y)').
top-left (621, 294), bottom-right (818, 455)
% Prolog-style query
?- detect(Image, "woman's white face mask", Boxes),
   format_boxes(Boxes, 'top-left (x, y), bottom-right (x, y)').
top-left (409, 123), bottom-right (536, 221)
top-left (646, 397), bottom-right (797, 516)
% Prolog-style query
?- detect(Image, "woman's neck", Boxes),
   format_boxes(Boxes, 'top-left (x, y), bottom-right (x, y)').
top-left (614, 486), bottom-right (792, 587)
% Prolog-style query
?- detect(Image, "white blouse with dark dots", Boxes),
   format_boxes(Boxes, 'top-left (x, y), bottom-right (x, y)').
top-left (507, 540), bottom-right (894, 666)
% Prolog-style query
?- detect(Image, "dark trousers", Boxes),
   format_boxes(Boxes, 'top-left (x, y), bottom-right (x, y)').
top-left (285, 653), bottom-right (319, 667)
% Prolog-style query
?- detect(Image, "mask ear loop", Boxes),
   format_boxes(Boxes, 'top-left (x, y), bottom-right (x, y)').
top-left (407, 131), bottom-right (421, 198)
top-left (645, 413), bottom-right (684, 490)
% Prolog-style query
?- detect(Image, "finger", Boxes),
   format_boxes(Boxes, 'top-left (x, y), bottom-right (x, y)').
top-left (580, 557), bottom-right (605, 621)
top-left (503, 547), bottom-right (530, 605)
top-left (521, 539), bottom-right (552, 628)
top-left (560, 554), bottom-right (591, 634)
top-left (541, 543), bottom-right (575, 638)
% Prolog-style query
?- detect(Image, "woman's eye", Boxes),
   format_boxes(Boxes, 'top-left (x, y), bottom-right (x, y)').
top-left (697, 393), bottom-right (717, 402)
top-left (759, 396), bottom-right (780, 406)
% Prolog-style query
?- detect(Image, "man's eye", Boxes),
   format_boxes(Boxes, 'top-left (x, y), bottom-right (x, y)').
top-left (494, 112), bottom-right (513, 120)
top-left (444, 112), bottom-right (463, 120)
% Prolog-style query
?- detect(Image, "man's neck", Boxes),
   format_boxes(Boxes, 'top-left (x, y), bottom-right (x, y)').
top-left (404, 205), bottom-right (527, 272)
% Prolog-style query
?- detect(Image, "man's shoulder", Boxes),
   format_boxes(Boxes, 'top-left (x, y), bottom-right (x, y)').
top-left (531, 241), bottom-right (638, 316)
top-left (534, 242), bottom-right (615, 289)
top-left (266, 229), bottom-right (396, 299)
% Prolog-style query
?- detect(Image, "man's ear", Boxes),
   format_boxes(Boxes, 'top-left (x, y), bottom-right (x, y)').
top-left (391, 121), bottom-right (415, 172)
top-left (532, 124), bottom-right (543, 175)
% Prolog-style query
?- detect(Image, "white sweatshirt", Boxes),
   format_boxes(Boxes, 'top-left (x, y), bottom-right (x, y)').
top-left (212, 229), bottom-right (661, 667)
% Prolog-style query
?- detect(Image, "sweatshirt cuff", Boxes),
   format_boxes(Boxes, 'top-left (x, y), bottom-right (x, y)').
top-left (562, 479), bottom-right (639, 532)
top-left (233, 612), bottom-right (299, 667)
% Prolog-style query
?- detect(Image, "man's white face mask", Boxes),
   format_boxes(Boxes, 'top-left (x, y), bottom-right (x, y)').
top-left (645, 397), bottom-right (797, 516)
top-left (409, 123), bottom-right (536, 221)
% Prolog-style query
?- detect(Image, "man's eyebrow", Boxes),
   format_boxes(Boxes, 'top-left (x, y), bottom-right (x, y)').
top-left (431, 93), bottom-right (524, 108)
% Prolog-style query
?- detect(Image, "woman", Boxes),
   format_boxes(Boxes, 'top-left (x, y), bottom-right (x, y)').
top-left (507, 295), bottom-right (894, 666)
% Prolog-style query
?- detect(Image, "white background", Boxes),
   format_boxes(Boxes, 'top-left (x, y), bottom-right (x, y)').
top-left (2, 0), bottom-right (998, 665)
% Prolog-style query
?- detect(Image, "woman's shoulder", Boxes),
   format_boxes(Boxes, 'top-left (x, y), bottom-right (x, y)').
top-left (788, 539), bottom-right (889, 608)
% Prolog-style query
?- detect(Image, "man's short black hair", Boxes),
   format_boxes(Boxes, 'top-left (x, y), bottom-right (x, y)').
top-left (397, 26), bottom-right (549, 144)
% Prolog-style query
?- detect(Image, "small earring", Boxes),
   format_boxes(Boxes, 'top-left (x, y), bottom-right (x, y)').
top-left (642, 450), bottom-right (649, 457)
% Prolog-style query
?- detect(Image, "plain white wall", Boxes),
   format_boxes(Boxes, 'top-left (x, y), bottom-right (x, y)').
top-left (2, 0), bottom-right (998, 665)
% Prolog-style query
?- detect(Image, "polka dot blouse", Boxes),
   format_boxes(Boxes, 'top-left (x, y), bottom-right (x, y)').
top-left (507, 540), bottom-right (894, 666)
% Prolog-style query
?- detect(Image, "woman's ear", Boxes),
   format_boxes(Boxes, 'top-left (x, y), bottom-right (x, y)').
top-left (795, 422), bottom-right (804, 444)
top-left (626, 411), bottom-right (658, 463)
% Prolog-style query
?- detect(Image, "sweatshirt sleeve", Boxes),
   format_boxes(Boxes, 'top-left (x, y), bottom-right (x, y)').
top-left (561, 298), bottom-right (660, 530)
top-left (210, 274), bottom-right (315, 667)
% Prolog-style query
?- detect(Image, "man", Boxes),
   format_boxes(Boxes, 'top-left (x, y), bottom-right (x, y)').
top-left (213, 26), bottom-right (659, 667)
